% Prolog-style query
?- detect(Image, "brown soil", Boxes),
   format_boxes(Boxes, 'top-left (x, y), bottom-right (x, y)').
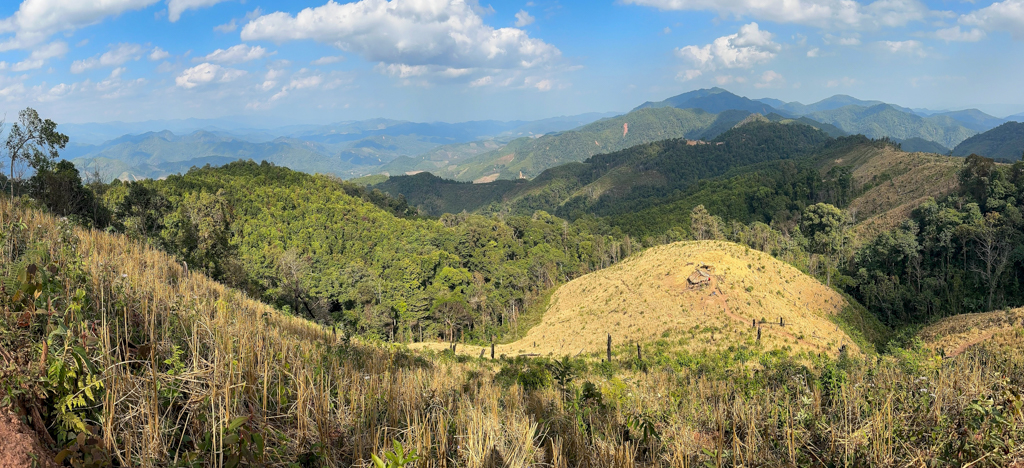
top-left (0, 407), bottom-right (58, 468)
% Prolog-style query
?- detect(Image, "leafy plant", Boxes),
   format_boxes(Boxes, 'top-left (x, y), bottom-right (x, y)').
top-left (371, 440), bottom-right (420, 468)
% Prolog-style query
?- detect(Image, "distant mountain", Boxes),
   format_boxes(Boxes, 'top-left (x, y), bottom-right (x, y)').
top-left (758, 95), bottom-right (919, 115)
top-left (806, 104), bottom-right (976, 149)
top-left (437, 106), bottom-right (751, 182)
top-left (63, 113), bottom-right (618, 182)
top-left (635, 88), bottom-right (784, 115)
top-left (952, 122), bottom-right (1024, 161)
top-left (1007, 113), bottom-right (1024, 122)
top-left (930, 109), bottom-right (1006, 133)
top-left (896, 137), bottom-right (950, 154)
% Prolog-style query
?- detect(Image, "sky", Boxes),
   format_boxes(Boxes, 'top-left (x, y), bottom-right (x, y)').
top-left (0, 0), bottom-right (1022, 126)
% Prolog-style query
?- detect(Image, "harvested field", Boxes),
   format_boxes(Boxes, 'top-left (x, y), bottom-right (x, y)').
top-left (919, 308), bottom-right (1024, 357)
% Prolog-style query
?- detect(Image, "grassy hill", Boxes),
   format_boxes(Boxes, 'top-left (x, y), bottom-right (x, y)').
top-left (414, 240), bottom-right (885, 357)
top-left (919, 308), bottom-right (1024, 358)
top-left (952, 121), bottom-right (1024, 161)
top-left (808, 104), bottom-right (976, 149)
top-left (635, 87), bottom-right (784, 114)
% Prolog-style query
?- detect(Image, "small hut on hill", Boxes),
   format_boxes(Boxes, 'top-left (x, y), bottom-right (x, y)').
top-left (687, 265), bottom-right (713, 288)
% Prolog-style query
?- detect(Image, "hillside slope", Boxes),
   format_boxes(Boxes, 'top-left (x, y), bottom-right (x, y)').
top-left (919, 308), bottom-right (1024, 358)
top-left (438, 107), bottom-right (746, 182)
top-left (415, 241), bottom-right (875, 358)
top-left (952, 121), bottom-right (1024, 160)
top-left (808, 104), bottom-right (976, 149)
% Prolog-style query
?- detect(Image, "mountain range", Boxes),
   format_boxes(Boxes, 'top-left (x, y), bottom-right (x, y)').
top-left (64, 88), bottom-right (1024, 183)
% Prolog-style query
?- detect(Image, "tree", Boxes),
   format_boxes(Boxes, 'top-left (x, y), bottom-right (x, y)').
top-left (801, 203), bottom-right (853, 287)
top-left (4, 108), bottom-right (69, 197)
top-left (690, 205), bottom-right (722, 241)
top-left (972, 213), bottom-right (1012, 311)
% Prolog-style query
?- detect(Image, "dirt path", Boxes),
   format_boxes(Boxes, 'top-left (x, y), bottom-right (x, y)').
top-left (948, 331), bottom-right (996, 358)
top-left (0, 408), bottom-right (57, 468)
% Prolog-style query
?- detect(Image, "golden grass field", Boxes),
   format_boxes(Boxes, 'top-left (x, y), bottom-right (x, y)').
top-left (919, 307), bottom-right (1024, 357)
top-left (413, 240), bottom-right (859, 358)
top-left (822, 146), bottom-right (961, 242)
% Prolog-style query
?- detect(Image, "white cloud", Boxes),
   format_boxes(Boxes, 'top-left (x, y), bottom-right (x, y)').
top-left (533, 79), bottom-right (552, 91)
top-left (676, 69), bottom-right (703, 81)
top-left (167, 0), bottom-right (230, 23)
top-left (0, 0), bottom-right (159, 51)
top-left (71, 43), bottom-right (143, 73)
top-left (754, 70), bottom-right (783, 88)
top-left (823, 33), bottom-right (861, 45)
top-left (622, 0), bottom-right (930, 30)
top-left (270, 74), bottom-right (325, 101)
top-left (881, 39), bottom-right (927, 56)
top-left (0, 61), bottom-right (7, 70)
top-left (214, 19), bottom-right (238, 33)
top-left (807, 47), bottom-right (820, 57)
top-left (37, 82), bottom-right (76, 102)
top-left (240, 0), bottom-right (561, 73)
top-left (515, 10), bottom-right (535, 27)
top-left (12, 41), bottom-right (68, 71)
top-left (175, 62), bottom-right (246, 88)
top-left (934, 26), bottom-right (985, 42)
top-left (200, 44), bottom-right (270, 64)
top-left (470, 75), bottom-right (493, 87)
top-left (149, 47), bottom-right (170, 61)
top-left (826, 76), bottom-right (859, 87)
top-left (676, 22), bottom-right (779, 71)
top-left (960, 0), bottom-right (1024, 39)
top-left (311, 55), bottom-right (345, 65)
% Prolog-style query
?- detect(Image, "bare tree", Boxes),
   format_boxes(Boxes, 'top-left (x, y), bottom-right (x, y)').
top-left (972, 215), bottom-right (1012, 311)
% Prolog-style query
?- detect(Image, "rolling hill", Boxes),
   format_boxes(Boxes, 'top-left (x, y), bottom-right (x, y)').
top-left (930, 109), bottom-right (1007, 132)
top-left (807, 104), bottom-right (976, 149)
top-left (412, 240), bottom-right (881, 357)
top-left (952, 121), bottom-right (1024, 161)
top-left (433, 106), bottom-right (746, 182)
top-left (919, 308), bottom-right (1024, 358)
top-left (377, 119), bottom-right (834, 218)
top-left (635, 87), bottom-right (785, 115)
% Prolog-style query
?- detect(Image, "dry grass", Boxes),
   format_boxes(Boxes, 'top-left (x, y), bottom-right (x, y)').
top-left (919, 308), bottom-right (1024, 357)
top-left (828, 147), bottom-right (962, 242)
top-left (414, 240), bottom-right (859, 358)
top-left (6, 200), bottom-right (1024, 468)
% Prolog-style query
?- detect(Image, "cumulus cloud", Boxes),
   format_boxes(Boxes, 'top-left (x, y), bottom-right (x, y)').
top-left (175, 62), bottom-right (247, 88)
top-left (807, 47), bottom-right (820, 57)
top-left (149, 47), bottom-right (170, 61)
top-left (959, 0), bottom-right (1024, 39)
top-left (12, 41), bottom-right (68, 71)
top-left (933, 25), bottom-right (985, 42)
top-left (240, 0), bottom-right (561, 73)
top-left (621, 0), bottom-right (930, 30)
top-left (0, 0), bottom-right (159, 51)
top-left (515, 10), bottom-right (535, 27)
top-left (167, 0), bottom-right (230, 23)
top-left (311, 55), bottom-right (345, 65)
top-left (676, 22), bottom-right (779, 72)
top-left (270, 74), bottom-right (324, 101)
top-left (200, 44), bottom-right (270, 64)
top-left (71, 43), bottom-right (143, 73)
top-left (754, 70), bottom-right (784, 88)
top-left (881, 39), bottom-right (927, 56)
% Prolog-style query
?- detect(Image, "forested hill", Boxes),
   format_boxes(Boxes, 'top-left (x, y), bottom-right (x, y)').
top-left (429, 106), bottom-right (750, 182)
top-left (952, 121), bottom-right (1024, 161)
top-left (104, 160), bottom-right (631, 341)
top-left (377, 120), bottom-right (836, 223)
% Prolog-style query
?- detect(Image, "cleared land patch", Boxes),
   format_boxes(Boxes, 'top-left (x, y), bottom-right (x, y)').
top-left (413, 240), bottom-right (860, 358)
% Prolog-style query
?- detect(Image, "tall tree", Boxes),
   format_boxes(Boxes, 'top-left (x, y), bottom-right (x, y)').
top-left (4, 108), bottom-right (69, 197)
top-left (801, 203), bottom-right (853, 287)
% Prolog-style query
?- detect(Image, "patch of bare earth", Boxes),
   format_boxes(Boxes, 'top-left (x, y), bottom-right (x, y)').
top-left (0, 407), bottom-right (57, 468)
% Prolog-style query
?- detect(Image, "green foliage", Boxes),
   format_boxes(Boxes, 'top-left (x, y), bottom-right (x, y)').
top-left (371, 440), bottom-right (420, 468)
top-left (495, 358), bottom-right (552, 391)
top-left (952, 122), bottom-right (1024, 161)
top-left (808, 104), bottom-right (975, 149)
top-left (178, 416), bottom-right (266, 468)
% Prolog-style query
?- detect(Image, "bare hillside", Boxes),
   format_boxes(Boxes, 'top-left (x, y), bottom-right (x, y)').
top-left (415, 240), bottom-right (861, 358)
top-left (919, 308), bottom-right (1024, 357)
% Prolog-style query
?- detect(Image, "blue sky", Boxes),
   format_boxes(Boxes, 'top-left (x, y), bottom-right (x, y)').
top-left (0, 0), bottom-right (1022, 125)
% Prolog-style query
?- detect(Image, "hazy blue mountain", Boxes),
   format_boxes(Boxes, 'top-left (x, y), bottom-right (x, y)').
top-left (896, 137), bottom-right (950, 154)
top-left (807, 104), bottom-right (976, 148)
top-left (635, 88), bottom-right (784, 115)
top-left (952, 122), bottom-right (1024, 161)
top-left (757, 94), bottom-right (918, 115)
top-left (1007, 113), bottom-right (1024, 122)
top-left (929, 109), bottom-right (1006, 132)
